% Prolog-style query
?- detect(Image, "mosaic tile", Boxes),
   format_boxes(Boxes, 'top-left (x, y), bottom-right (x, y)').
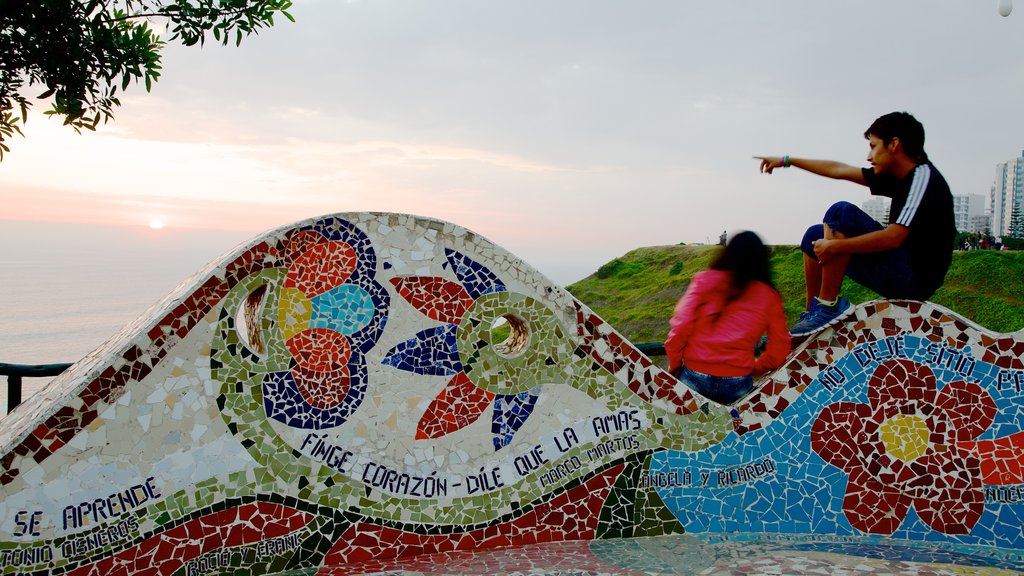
top-left (1, 213), bottom-right (1022, 575)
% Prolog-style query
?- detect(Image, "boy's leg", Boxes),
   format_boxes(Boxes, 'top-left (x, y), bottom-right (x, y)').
top-left (800, 222), bottom-right (854, 308)
top-left (802, 204), bottom-right (917, 301)
top-left (801, 201), bottom-right (884, 298)
top-left (791, 201), bottom-right (882, 336)
top-left (800, 224), bottom-right (824, 310)
top-left (802, 253), bottom-right (820, 310)
top-left (817, 224), bottom-right (852, 303)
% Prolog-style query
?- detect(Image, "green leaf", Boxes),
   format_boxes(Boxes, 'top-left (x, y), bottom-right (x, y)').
top-left (1, 0), bottom-right (294, 161)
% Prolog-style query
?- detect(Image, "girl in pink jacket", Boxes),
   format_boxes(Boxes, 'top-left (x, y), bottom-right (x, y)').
top-left (664, 231), bottom-right (791, 405)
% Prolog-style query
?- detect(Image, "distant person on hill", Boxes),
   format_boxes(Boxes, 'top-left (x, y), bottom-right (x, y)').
top-left (664, 231), bottom-right (791, 405)
top-left (755, 111), bottom-right (956, 337)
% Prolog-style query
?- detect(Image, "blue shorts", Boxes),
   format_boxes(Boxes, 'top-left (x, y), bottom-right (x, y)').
top-left (673, 366), bottom-right (754, 405)
top-left (801, 201), bottom-right (919, 299)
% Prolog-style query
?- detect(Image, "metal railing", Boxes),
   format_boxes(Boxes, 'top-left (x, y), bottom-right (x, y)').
top-left (0, 344), bottom-right (667, 416)
top-left (1, 363), bottom-right (72, 414)
top-left (634, 343), bottom-right (666, 357)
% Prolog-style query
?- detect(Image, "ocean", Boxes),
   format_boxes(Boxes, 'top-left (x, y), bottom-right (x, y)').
top-left (0, 220), bottom-right (255, 411)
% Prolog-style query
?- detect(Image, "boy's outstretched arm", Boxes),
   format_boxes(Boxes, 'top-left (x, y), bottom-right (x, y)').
top-left (754, 156), bottom-right (867, 185)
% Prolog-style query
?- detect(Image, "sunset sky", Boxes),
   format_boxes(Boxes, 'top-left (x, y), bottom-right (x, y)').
top-left (4, 1), bottom-right (1024, 284)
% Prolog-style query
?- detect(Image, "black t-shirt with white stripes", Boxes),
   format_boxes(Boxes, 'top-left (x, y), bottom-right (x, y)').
top-left (862, 162), bottom-right (956, 299)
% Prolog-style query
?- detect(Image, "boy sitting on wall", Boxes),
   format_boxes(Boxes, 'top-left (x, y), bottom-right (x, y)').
top-left (755, 111), bottom-right (956, 336)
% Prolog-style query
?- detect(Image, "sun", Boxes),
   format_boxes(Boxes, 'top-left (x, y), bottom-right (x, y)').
top-left (148, 219), bottom-right (166, 230)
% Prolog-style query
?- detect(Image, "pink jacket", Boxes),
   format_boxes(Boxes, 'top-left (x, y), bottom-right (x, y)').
top-left (664, 270), bottom-right (791, 377)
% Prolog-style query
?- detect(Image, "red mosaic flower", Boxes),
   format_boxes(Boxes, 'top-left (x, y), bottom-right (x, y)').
top-left (810, 359), bottom-right (997, 535)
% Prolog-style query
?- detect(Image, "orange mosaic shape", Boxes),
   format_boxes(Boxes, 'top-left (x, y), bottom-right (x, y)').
top-left (391, 276), bottom-right (473, 324)
top-left (286, 240), bottom-right (358, 297)
top-left (319, 464), bottom-right (624, 569)
top-left (284, 228), bottom-right (329, 268)
top-left (287, 328), bottom-right (352, 372)
top-left (962, 430), bottom-right (1024, 485)
top-left (291, 362), bottom-right (352, 410)
top-left (65, 502), bottom-right (311, 576)
top-left (285, 328), bottom-right (354, 409)
top-left (417, 372), bottom-right (495, 440)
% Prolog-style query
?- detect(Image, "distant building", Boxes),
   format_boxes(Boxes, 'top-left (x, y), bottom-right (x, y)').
top-left (991, 150), bottom-right (1024, 239)
top-left (862, 191), bottom-right (987, 235)
top-left (952, 194), bottom-right (987, 234)
top-left (970, 214), bottom-right (991, 235)
top-left (861, 196), bottom-right (890, 225)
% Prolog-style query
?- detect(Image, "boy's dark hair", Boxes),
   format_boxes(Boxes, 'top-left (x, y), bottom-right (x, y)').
top-left (710, 230), bottom-right (774, 296)
top-left (865, 111), bottom-right (928, 163)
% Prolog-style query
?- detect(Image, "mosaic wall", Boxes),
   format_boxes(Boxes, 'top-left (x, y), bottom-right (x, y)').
top-left (1, 213), bottom-right (1022, 575)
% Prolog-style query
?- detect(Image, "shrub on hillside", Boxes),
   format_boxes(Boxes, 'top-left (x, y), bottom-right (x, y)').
top-left (596, 259), bottom-right (646, 279)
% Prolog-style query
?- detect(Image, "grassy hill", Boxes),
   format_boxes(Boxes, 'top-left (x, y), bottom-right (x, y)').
top-left (566, 246), bottom-right (1024, 344)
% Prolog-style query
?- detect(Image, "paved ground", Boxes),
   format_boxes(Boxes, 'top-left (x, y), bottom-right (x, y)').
top-left (309, 533), bottom-right (1024, 575)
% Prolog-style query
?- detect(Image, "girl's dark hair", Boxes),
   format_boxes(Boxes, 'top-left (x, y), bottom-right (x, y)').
top-left (709, 230), bottom-right (774, 297)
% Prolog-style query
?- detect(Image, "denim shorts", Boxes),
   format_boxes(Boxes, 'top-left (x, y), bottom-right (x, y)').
top-left (674, 366), bottom-right (754, 406)
top-left (800, 201), bottom-right (919, 299)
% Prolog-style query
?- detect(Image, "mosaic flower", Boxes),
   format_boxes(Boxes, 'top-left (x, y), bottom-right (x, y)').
top-left (263, 217), bottom-right (389, 429)
top-left (811, 359), bottom-right (997, 535)
top-left (384, 249), bottom-right (567, 451)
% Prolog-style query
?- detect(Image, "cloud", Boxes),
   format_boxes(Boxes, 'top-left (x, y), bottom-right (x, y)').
top-left (5, 0), bottom-right (1024, 285)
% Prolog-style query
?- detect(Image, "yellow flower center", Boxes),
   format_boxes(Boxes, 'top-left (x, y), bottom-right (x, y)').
top-left (879, 414), bottom-right (931, 462)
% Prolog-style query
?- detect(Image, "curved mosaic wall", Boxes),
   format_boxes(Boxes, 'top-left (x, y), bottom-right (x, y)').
top-left (1, 213), bottom-right (1022, 575)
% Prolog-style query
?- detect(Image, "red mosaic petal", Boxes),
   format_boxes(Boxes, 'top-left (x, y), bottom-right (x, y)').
top-left (911, 450), bottom-right (985, 534)
top-left (842, 466), bottom-right (910, 535)
top-left (391, 277), bottom-right (473, 324)
top-left (287, 328), bottom-right (352, 372)
top-left (867, 359), bottom-right (936, 410)
top-left (811, 401), bottom-right (871, 471)
top-left (933, 380), bottom-right (997, 442)
top-left (417, 372), bottom-right (495, 440)
top-left (286, 240), bottom-right (358, 297)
